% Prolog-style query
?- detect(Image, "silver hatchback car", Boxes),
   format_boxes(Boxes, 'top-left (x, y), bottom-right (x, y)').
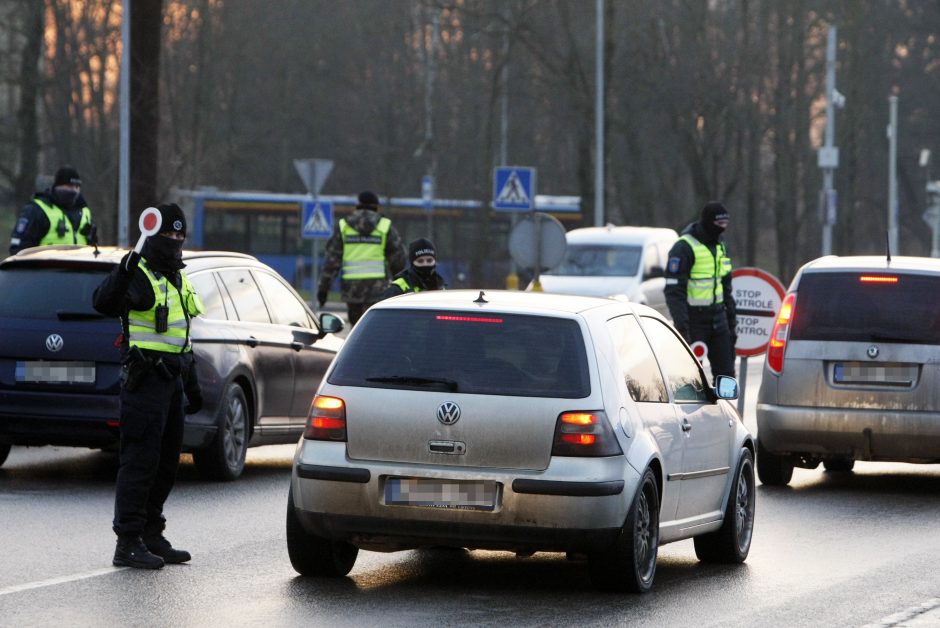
top-left (757, 255), bottom-right (940, 486)
top-left (287, 290), bottom-right (755, 592)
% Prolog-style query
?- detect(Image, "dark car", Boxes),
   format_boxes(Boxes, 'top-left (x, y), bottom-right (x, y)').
top-left (0, 245), bottom-right (344, 480)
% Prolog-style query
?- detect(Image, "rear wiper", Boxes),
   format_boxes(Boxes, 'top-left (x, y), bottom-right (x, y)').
top-left (56, 311), bottom-right (107, 320)
top-left (366, 375), bottom-right (458, 391)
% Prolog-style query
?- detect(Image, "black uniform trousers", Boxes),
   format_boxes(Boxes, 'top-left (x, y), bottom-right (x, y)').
top-left (689, 305), bottom-right (736, 380)
top-left (113, 367), bottom-right (185, 538)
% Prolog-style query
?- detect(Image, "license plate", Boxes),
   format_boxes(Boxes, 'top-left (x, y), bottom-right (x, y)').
top-left (384, 477), bottom-right (498, 511)
top-left (833, 362), bottom-right (917, 386)
top-left (15, 361), bottom-right (96, 385)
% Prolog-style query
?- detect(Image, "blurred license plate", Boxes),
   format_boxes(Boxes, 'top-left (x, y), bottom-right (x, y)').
top-left (15, 361), bottom-right (96, 384)
top-left (384, 477), bottom-right (498, 511)
top-left (833, 362), bottom-right (916, 386)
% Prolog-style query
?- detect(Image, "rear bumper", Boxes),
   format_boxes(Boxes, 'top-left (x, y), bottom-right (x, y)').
top-left (0, 391), bottom-right (218, 451)
top-left (757, 403), bottom-right (940, 463)
top-left (291, 440), bottom-right (636, 553)
top-left (0, 391), bottom-right (120, 447)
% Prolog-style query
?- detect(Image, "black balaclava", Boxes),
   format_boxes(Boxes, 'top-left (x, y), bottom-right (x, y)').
top-left (51, 165), bottom-right (82, 209)
top-left (699, 201), bottom-right (730, 241)
top-left (408, 237), bottom-right (437, 280)
top-left (142, 203), bottom-right (187, 273)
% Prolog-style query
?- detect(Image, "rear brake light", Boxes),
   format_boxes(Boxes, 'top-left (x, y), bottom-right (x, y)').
top-left (304, 395), bottom-right (347, 441)
top-left (767, 293), bottom-right (796, 375)
top-left (859, 275), bottom-right (899, 283)
top-left (551, 411), bottom-right (622, 457)
top-left (434, 315), bottom-right (503, 324)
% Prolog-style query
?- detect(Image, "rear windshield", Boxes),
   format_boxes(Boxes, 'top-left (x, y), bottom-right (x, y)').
top-left (0, 267), bottom-right (110, 319)
top-left (791, 271), bottom-right (940, 344)
top-left (329, 309), bottom-right (591, 398)
top-left (545, 244), bottom-right (641, 277)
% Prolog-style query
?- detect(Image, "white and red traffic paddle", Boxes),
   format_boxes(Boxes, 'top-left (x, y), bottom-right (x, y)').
top-left (134, 207), bottom-right (162, 254)
top-left (690, 341), bottom-right (708, 364)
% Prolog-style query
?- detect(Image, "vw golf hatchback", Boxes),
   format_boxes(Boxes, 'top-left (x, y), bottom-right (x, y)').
top-left (757, 255), bottom-right (940, 485)
top-left (287, 290), bottom-right (755, 592)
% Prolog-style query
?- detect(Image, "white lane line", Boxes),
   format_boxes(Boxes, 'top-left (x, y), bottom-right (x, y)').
top-left (861, 597), bottom-right (940, 628)
top-left (0, 567), bottom-right (126, 597)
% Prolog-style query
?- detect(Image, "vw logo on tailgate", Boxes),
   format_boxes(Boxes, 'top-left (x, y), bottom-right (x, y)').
top-left (437, 401), bottom-right (461, 425)
top-left (45, 334), bottom-right (64, 352)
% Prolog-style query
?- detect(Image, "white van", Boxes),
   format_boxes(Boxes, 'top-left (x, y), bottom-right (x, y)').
top-left (531, 225), bottom-right (679, 318)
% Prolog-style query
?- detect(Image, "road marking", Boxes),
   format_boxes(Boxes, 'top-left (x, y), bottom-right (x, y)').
top-left (0, 567), bottom-right (126, 597)
top-left (861, 597), bottom-right (940, 627)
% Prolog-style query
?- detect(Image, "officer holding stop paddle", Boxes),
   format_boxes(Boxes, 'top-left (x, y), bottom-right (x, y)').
top-left (93, 203), bottom-right (204, 569)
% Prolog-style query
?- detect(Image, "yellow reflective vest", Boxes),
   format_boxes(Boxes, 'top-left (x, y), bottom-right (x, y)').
top-left (679, 234), bottom-right (732, 306)
top-left (340, 217), bottom-right (391, 280)
top-left (33, 198), bottom-right (93, 246)
top-left (128, 261), bottom-right (204, 353)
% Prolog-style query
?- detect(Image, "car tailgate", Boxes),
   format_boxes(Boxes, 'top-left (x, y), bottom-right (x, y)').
top-left (777, 340), bottom-right (940, 410)
top-left (342, 387), bottom-right (566, 471)
top-left (0, 317), bottom-right (123, 394)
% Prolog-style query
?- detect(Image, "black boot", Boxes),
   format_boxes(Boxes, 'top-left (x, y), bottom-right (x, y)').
top-left (143, 534), bottom-right (191, 564)
top-left (113, 536), bottom-right (165, 569)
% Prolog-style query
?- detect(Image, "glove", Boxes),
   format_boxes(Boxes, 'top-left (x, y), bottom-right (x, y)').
top-left (316, 288), bottom-right (328, 309)
top-left (184, 390), bottom-right (203, 414)
top-left (121, 251), bottom-right (141, 276)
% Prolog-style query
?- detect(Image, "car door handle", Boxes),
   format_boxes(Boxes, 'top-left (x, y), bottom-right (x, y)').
top-left (246, 336), bottom-right (259, 348)
top-left (290, 341), bottom-right (303, 351)
top-left (681, 419), bottom-right (692, 432)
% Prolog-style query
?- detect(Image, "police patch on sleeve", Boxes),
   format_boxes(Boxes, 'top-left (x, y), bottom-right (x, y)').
top-left (15, 217), bottom-right (29, 234)
top-left (667, 256), bottom-right (681, 274)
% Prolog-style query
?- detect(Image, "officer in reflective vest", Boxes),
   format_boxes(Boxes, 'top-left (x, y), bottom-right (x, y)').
top-left (8, 165), bottom-right (97, 255)
top-left (93, 203), bottom-right (204, 570)
top-left (317, 190), bottom-right (406, 325)
top-left (664, 201), bottom-right (738, 380)
top-left (381, 237), bottom-right (447, 299)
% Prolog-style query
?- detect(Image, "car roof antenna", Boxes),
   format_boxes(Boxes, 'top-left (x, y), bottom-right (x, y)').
top-left (885, 230), bottom-right (891, 263)
top-left (474, 290), bottom-right (488, 304)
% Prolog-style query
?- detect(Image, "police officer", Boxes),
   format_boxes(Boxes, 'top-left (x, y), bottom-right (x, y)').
top-left (9, 165), bottom-right (97, 255)
top-left (381, 237), bottom-right (446, 299)
top-left (664, 201), bottom-right (738, 380)
top-left (316, 190), bottom-right (406, 325)
top-left (93, 203), bottom-right (204, 570)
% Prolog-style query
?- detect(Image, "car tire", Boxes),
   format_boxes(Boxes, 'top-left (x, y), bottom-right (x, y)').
top-left (192, 383), bottom-right (249, 481)
top-left (694, 448), bottom-right (755, 564)
top-left (823, 458), bottom-right (855, 472)
top-left (587, 468), bottom-right (659, 593)
top-left (286, 486), bottom-right (358, 577)
top-left (0, 443), bottom-right (11, 467)
top-left (756, 437), bottom-right (794, 486)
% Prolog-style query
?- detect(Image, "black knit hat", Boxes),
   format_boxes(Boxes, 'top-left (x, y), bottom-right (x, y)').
top-left (157, 203), bottom-right (187, 236)
top-left (408, 238), bottom-right (436, 263)
top-left (53, 165), bottom-right (81, 187)
top-left (701, 201), bottom-right (729, 223)
top-left (356, 190), bottom-right (380, 209)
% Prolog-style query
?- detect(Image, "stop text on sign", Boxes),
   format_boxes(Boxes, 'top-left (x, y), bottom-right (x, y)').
top-left (730, 267), bottom-right (786, 357)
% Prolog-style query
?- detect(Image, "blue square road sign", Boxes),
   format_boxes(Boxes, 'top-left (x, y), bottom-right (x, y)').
top-left (492, 166), bottom-right (536, 211)
top-left (302, 200), bottom-right (334, 239)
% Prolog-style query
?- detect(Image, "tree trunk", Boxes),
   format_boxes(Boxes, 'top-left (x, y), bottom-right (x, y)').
top-left (14, 0), bottom-right (43, 203)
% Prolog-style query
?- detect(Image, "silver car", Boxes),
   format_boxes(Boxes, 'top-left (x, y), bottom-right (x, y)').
top-left (287, 290), bottom-right (755, 592)
top-left (756, 255), bottom-right (940, 486)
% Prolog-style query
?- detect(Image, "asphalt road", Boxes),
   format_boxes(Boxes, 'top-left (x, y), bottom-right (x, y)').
top-left (1, 358), bottom-right (939, 627)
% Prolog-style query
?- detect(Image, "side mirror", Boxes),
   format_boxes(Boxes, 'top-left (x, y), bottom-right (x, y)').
top-left (714, 374), bottom-right (739, 400)
top-left (644, 265), bottom-right (664, 280)
top-left (318, 312), bottom-right (344, 337)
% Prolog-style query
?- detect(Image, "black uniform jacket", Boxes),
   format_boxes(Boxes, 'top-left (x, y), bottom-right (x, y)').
top-left (9, 190), bottom-right (92, 255)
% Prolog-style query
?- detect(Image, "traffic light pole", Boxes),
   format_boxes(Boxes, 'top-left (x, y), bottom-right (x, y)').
top-left (819, 26), bottom-right (841, 257)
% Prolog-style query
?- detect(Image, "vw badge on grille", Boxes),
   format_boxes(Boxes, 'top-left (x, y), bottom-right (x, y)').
top-left (437, 401), bottom-right (461, 425)
top-left (867, 344), bottom-right (879, 359)
top-left (45, 333), bottom-right (64, 352)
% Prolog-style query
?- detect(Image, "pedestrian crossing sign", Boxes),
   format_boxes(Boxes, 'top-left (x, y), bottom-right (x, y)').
top-left (302, 200), bottom-right (333, 239)
top-left (493, 166), bottom-right (536, 211)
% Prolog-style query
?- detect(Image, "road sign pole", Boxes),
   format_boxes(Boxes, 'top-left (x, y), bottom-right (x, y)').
top-left (737, 356), bottom-right (748, 416)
